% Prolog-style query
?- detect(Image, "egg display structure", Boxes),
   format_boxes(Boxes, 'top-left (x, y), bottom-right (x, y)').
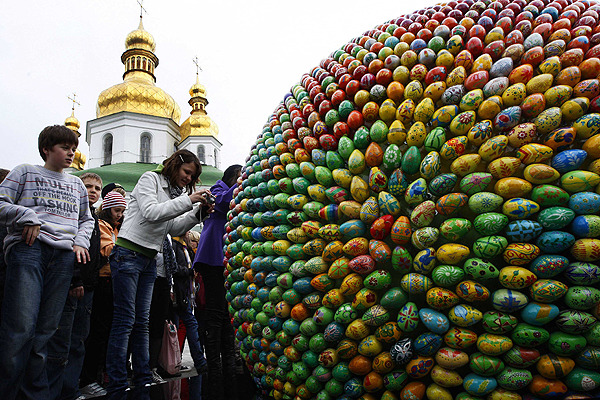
top-left (224, 0), bottom-right (600, 399)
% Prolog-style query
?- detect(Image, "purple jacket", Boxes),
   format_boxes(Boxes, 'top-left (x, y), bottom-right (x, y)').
top-left (194, 180), bottom-right (235, 267)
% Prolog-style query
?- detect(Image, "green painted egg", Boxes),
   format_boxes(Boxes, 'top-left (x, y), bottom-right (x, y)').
top-left (464, 258), bottom-right (500, 282)
top-left (382, 144), bottom-right (402, 171)
top-left (555, 310), bottom-right (597, 334)
top-left (511, 323), bottom-right (550, 347)
top-left (473, 213), bottom-right (508, 235)
top-left (338, 136), bottom-right (355, 159)
top-left (561, 170), bottom-right (600, 193)
top-left (380, 287), bottom-right (408, 310)
top-left (482, 311), bottom-right (519, 334)
top-left (362, 305), bottom-right (390, 327)
top-left (401, 146), bottom-right (421, 175)
top-left (420, 151), bottom-right (441, 180)
top-left (378, 191), bottom-right (401, 216)
top-left (468, 192), bottom-right (504, 213)
top-left (548, 332), bottom-right (587, 356)
top-left (469, 352), bottom-right (505, 377)
top-left (564, 367), bottom-right (600, 391)
top-left (531, 184), bottom-right (570, 206)
top-left (565, 286), bottom-right (600, 310)
top-left (440, 218), bottom-right (472, 241)
top-left (538, 206), bottom-right (575, 229)
top-left (364, 269), bottom-right (392, 291)
top-left (397, 302), bottom-right (420, 332)
top-left (432, 265), bottom-right (465, 288)
top-left (424, 127), bottom-right (446, 152)
top-left (460, 172), bottom-right (493, 195)
top-left (496, 367), bottom-right (533, 390)
top-left (473, 236), bottom-right (508, 258)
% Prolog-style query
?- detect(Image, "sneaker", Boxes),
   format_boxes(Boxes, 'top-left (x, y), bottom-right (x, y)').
top-left (75, 396), bottom-right (86, 400)
top-left (151, 368), bottom-right (167, 384)
top-left (80, 382), bottom-right (107, 397)
top-left (180, 365), bottom-right (192, 372)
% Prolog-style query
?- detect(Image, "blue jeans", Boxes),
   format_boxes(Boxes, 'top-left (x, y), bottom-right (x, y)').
top-left (0, 240), bottom-right (75, 400)
top-left (105, 246), bottom-right (156, 400)
top-left (47, 290), bottom-right (94, 400)
top-left (176, 302), bottom-right (207, 369)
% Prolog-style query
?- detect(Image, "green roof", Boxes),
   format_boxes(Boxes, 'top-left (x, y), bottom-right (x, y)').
top-left (72, 162), bottom-right (222, 192)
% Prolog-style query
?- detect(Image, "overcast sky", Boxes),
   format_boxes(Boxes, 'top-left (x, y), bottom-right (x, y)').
top-left (0, 0), bottom-right (437, 171)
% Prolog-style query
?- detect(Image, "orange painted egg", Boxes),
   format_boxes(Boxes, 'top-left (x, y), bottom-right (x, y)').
top-left (450, 154), bottom-right (482, 176)
top-left (488, 157), bottom-right (522, 179)
top-left (494, 178), bottom-right (533, 199)
top-left (523, 164), bottom-right (560, 184)
top-left (521, 93), bottom-right (546, 119)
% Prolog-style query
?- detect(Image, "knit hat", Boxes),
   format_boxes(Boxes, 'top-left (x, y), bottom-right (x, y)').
top-left (102, 192), bottom-right (127, 210)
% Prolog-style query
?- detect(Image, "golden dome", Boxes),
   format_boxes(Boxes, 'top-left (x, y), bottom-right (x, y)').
top-left (125, 18), bottom-right (155, 52)
top-left (180, 75), bottom-right (218, 141)
top-left (64, 111), bottom-right (81, 135)
top-left (96, 17), bottom-right (180, 123)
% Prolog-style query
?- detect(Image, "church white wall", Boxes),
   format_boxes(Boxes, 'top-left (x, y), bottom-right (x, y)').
top-left (86, 112), bottom-right (180, 168)
top-left (179, 135), bottom-right (222, 169)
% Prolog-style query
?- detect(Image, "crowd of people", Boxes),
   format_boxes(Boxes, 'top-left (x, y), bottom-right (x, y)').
top-left (0, 125), bottom-right (248, 400)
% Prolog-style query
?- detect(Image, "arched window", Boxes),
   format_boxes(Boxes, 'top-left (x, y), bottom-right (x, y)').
top-left (214, 148), bottom-right (219, 168)
top-left (103, 134), bottom-right (113, 165)
top-left (197, 145), bottom-right (205, 164)
top-left (140, 133), bottom-right (152, 163)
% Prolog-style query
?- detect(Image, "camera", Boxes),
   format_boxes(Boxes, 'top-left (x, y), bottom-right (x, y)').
top-left (204, 192), bottom-right (215, 205)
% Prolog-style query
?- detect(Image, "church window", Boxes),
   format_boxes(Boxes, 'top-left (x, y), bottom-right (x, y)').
top-left (103, 134), bottom-right (113, 165)
top-left (140, 133), bottom-right (152, 163)
top-left (136, 56), bottom-right (141, 69)
top-left (214, 149), bottom-right (219, 168)
top-left (142, 57), bottom-right (147, 70)
top-left (197, 145), bottom-right (205, 164)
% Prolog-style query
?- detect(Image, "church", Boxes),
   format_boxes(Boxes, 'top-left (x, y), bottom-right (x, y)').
top-left (68, 16), bottom-right (223, 192)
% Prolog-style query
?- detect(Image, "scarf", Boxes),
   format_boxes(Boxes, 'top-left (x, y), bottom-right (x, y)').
top-left (161, 174), bottom-right (183, 281)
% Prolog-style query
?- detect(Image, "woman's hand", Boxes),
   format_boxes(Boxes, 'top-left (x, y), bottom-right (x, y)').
top-left (189, 189), bottom-right (212, 204)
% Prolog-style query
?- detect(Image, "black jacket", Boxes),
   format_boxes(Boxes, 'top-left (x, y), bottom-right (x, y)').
top-left (71, 208), bottom-right (101, 291)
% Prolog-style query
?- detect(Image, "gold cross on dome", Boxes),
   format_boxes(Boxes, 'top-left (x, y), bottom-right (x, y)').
top-left (68, 93), bottom-right (80, 111)
top-left (193, 56), bottom-right (203, 76)
top-left (137, 0), bottom-right (147, 18)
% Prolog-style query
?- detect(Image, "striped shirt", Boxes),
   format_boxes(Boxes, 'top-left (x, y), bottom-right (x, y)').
top-left (0, 164), bottom-right (94, 254)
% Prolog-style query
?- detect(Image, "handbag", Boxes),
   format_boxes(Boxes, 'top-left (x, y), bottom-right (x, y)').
top-left (158, 320), bottom-right (182, 376)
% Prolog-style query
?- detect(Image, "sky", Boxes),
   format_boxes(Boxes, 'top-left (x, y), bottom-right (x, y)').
top-left (0, 0), bottom-right (438, 171)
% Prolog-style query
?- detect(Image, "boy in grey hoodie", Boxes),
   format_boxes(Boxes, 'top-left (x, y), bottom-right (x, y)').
top-left (0, 125), bottom-right (95, 400)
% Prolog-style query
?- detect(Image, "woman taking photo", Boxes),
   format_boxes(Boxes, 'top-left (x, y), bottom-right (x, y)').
top-left (106, 150), bottom-right (212, 400)
top-left (194, 164), bottom-right (241, 400)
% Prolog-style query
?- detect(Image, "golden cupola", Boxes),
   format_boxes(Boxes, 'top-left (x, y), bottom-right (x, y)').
top-left (64, 109), bottom-right (87, 170)
top-left (96, 17), bottom-right (181, 123)
top-left (180, 75), bottom-right (219, 141)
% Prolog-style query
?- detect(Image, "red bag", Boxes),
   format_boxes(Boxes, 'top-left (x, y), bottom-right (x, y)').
top-left (159, 320), bottom-right (181, 376)
top-left (194, 274), bottom-right (206, 310)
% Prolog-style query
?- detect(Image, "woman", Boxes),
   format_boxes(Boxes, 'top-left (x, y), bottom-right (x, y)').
top-left (80, 191), bottom-right (127, 396)
top-left (193, 164), bottom-right (241, 400)
top-left (106, 150), bottom-right (212, 400)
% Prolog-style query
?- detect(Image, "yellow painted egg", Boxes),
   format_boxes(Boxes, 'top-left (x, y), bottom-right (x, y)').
top-left (332, 168), bottom-right (353, 189)
top-left (302, 220), bottom-right (323, 238)
top-left (343, 237), bottom-right (369, 257)
top-left (523, 164), bottom-right (560, 184)
top-left (436, 243), bottom-right (470, 265)
top-left (420, 151), bottom-right (442, 180)
top-left (448, 304), bottom-right (483, 327)
top-left (583, 134), bottom-right (600, 159)
top-left (467, 120), bottom-right (494, 146)
top-left (507, 123), bottom-right (537, 147)
top-left (572, 114), bottom-right (600, 139)
top-left (472, 54), bottom-right (493, 71)
top-left (479, 135), bottom-right (508, 162)
top-left (430, 366), bottom-right (464, 388)
top-left (544, 127), bottom-right (576, 151)
top-left (590, 159), bottom-right (600, 175)
top-left (488, 157), bottom-right (522, 179)
top-left (450, 111), bottom-right (477, 136)
top-left (407, 121), bottom-right (428, 147)
top-left (538, 56), bottom-right (562, 77)
top-left (561, 170), bottom-right (600, 192)
top-left (396, 99), bottom-right (415, 125)
top-left (447, 66), bottom-right (467, 86)
top-left (440, 136), bottom-right (468, 161)
top-left (502, 83), bottom-right (527, 107)
top-left (516, 143), bottom-right (554, 164)
top-left (414, 98), bottom-right (436, 124)
top-left (424, 81), bottom-right (447, 102)
top-left (307, 184), bottom-right (328, 202)
top-left (544, 85), bottom-right (573, 107)
top-left (502, 198), bottom-right (540, 219)
top-left (571, 238), bottom-right (600, 262)
top-left (503, 243), bottom-right (541, 266)
top-left (477, 96), bottom-right (503, 120)
top-left (340, 273), bottom-right (365, 296)
top-left (455, 280), bottom-right (491, 302)
top-left (477, 333), bottom-right (513, 356)
top-left (388, 120), bottom-right (407, 145)
top-left (426, 287), bottom-right (461, 310)
top-left (526, 73), bottom-right (554, 95)
top-left (498, 267), bottom-right (538, 289)
top-left (339, 200), bottom-right (362, 219)
top-left (350, 175), bottom-right (370, 203)
top-left (405, 80), bottom-right (424, 101)
top-left (494, 176), bottom-right (533, 199)
top-left (534, 107), bottom-right (562, 135)
top-left (346, 319), bottom-right (371, 341)
top-left (561, 97), bottom-right (590, 121)
top-left (460, 89), bottom-right (485, 111)
top-left (432, 105), bottom-right (460, 128)
top-left (450, 154), bottom-right (482, 176)
top-left (322, 241), bottom-right (345, 263)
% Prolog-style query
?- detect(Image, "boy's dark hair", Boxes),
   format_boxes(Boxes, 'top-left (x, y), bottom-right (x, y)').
top-left (38, 125), bottom-right (79, 161)
top-left (222, 164), bottom-right (242, 187)
top-left (161, 149), bottom-right (202, 194)
top-left (0, 169), bottom-right (10, 183)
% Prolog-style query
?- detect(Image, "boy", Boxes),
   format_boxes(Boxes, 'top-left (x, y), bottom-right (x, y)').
top-left (47, 172), bottom-right (103, 400)
top-left (0, 125), bottom-right (95, 400)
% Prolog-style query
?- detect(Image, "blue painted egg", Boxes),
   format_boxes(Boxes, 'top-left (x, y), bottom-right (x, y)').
top-left (536, 231), bottom-right (576, 253)
top-left (418, 308), bottom-right (450, 334)
top-left (339, 220), bottom-right (367, 239)
top-left (520, 302), bottom-right (560, 326)
top-left (551, 149), bottom-right (587, 174)
top-left (293, 277), bottom-right (313, 294)
top-left (569, 192), bottom-right (600, 215)
top-left (323, 321), bottom-right (345, 343)
top-left (529, 255), bottom-right (570, 278)
top-left (492, 289), bottom-right (529, 313)
top-left (572, 215), bottom-right (600, 238)
top-left (388, 169), bottom-right (408, 198)
top-left (505, 220), bottom-right (543, 242)
top-left (413, 332), bottom-right (443, 356)
top-left (463, 373), bottom-right (498, 396)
